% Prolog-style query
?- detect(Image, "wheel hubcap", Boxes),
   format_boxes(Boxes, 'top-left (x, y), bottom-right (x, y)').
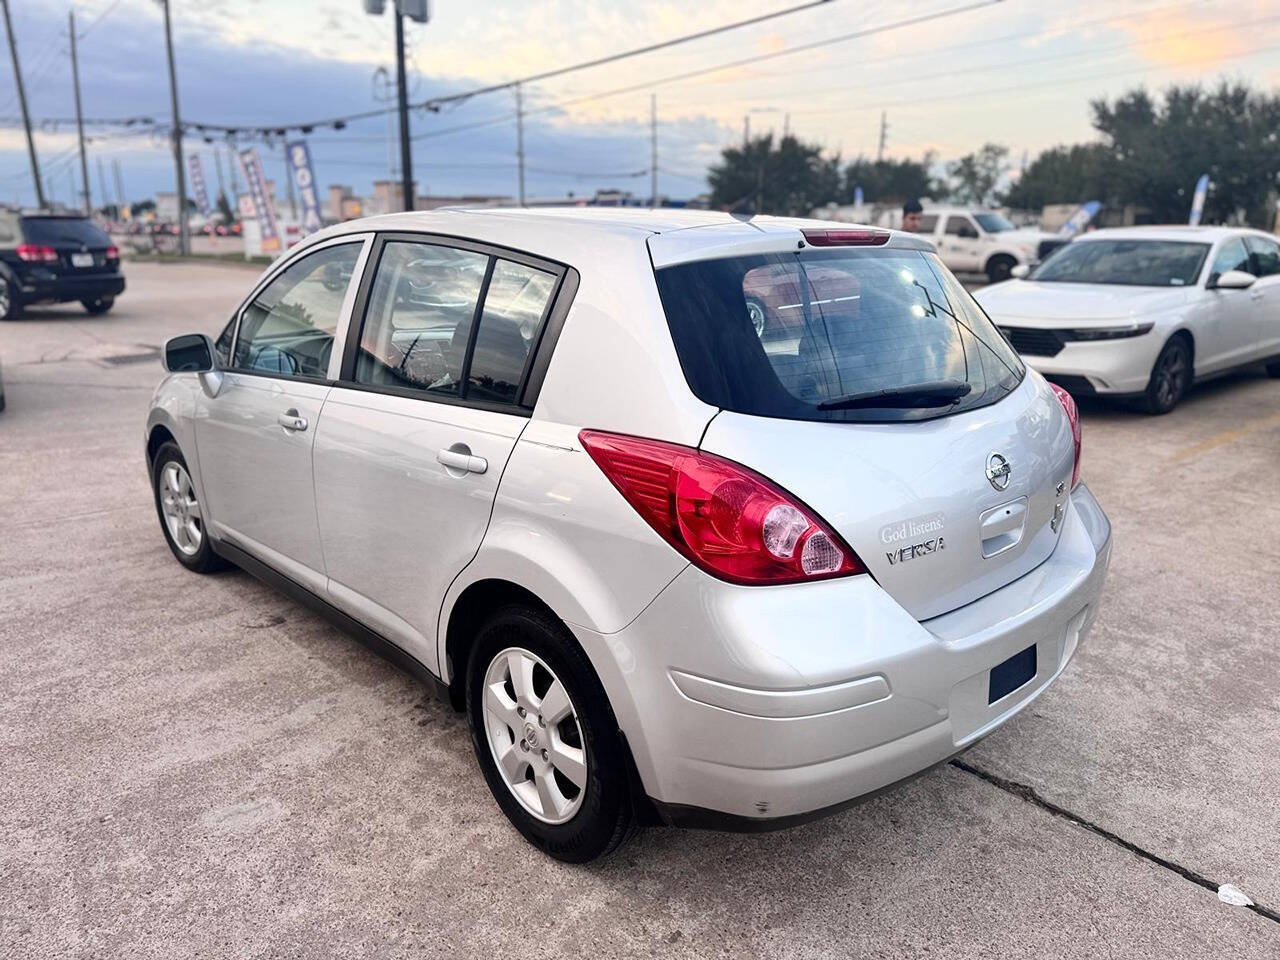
top-left (1157, 348), bottom-right (1187, 406)
top-left (747, 301), bottom-right (765, 338)
top-left (159, 461), bottom-right (203, 556)
top-left (0, 280), bottom-right (10, 314)
top-left (482, 646), bottom-right (587, 824)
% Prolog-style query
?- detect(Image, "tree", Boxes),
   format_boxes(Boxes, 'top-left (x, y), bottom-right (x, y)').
top-left (1091, 81), bottom-right (1280, 225)
top-left (1001, 143), bottom-right (1114, 210)
top-left (841, 154), bottom-right (942, 205)
top-left (945, 143), bottom-right (1009, 206)
top-left (708, 134), bottom-right (841, 217)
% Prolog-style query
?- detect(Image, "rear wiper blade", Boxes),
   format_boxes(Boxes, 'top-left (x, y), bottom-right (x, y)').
top-left (816, 379), bottom-right (972, 411)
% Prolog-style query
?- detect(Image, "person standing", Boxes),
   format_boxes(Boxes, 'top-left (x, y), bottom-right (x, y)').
top-left (902, 199), bottom-right (924, 232)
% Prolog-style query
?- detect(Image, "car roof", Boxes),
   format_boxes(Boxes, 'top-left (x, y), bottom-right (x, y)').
top-left (303, 207), bottom-right (934, 267)
top-left (1073, 225), bottom-right (1268, 244)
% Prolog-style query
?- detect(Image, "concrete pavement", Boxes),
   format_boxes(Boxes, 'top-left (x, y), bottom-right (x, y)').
top-left (1, 261), bottom-right (1277, 958)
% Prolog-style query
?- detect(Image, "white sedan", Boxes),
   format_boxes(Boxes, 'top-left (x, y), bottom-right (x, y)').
top-left (974, 226), bottom-right (1280, 413)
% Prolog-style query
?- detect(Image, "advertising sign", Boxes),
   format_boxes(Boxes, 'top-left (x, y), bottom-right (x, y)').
top-left (1058, 200), bottom-right (1101, 237)
top-left (286, 140), bottom-right (322, 234)
top-left (188, 154), bottom-right (211, 216)
top-left (1188, 174), bottom-right (1209, 226)
top-left (238, 148), bottom-right (281, 254)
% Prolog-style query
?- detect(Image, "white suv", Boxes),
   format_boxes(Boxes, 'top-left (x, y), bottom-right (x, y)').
top-left (913, 206), bottom-right (1063, 283)
top-left (146, 209), bottom-right (1110, 862)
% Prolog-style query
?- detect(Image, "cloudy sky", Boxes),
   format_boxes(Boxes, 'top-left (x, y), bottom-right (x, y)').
top-left (1, 0), bottom-right (1277, 209)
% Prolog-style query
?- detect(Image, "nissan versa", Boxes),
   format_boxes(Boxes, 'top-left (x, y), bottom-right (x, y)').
top-left (145, 208), bottom-right (1111, 862)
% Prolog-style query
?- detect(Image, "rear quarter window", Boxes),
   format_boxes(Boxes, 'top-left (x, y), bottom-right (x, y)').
top-left (655, 246), bottom-right (1024, 424)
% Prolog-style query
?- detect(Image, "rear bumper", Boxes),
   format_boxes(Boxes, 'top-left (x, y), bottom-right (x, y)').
top-left (16, 271), bottom-right (125, 304)
top-left (574, 483), bottom-right (1111, 826)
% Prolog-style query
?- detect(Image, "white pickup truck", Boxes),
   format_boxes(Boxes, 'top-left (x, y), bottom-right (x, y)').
top-left (912, 206), bottom-right (1066, 283)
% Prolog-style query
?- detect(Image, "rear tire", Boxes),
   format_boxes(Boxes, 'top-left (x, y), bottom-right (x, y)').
top-left (986, 255), bottom-right (1016, 284)
top-left (0, 275), bottom-right (21, 320)
top-left (1141, 337), bottom-right (1192, 415)
top-left (151, 441), bottom-right (228, 573)
top-left (1265, 359), bottom-right (1280, 378)
top-left (82, 296), bottom-right (114, 315)
top-left (466, 604), bottom-right (636, 863)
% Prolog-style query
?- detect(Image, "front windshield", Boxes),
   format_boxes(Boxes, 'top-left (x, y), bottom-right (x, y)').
top-left (1029, 239), bottom-right (1209, 287)
top-left (974, 213), bottom-right (1015, 233)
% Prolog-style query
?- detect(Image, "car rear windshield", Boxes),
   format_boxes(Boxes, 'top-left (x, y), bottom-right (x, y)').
top-left (1029, 239), bottom-right (1208, 286)
top-left (21, 217), bottom-right (110, 247)
top-left (654, 247), bottom-right (1024, 423)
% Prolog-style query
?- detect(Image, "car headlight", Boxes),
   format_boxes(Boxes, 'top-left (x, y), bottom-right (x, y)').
top-left (1066, 322), bottom-right (1155, 341)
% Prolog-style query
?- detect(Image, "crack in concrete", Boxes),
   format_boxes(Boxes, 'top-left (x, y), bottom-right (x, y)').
top-left (950, 758), bottom-right (1280, 926)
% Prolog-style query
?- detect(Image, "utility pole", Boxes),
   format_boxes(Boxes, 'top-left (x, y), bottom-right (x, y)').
top-left (282, 143), bottom-right (298, 220)
top-left (96, 156), bottom-right (110, 213)
top-left (649, 94), bottom-right (657, 209)
top-left (112, 158), bottom-right (126, 214)
top-left (2, 0), bottom-right (45, 208)
top-left (394, 10), bottom-right (413, 210)
top-left (876, 111), bottom-right (888, 162)
top-left (226, 138), bottom-right (240, 203)
top-left (743, 114), bottom-right (749, 148)
top-left (69, 10), bottom-right (91, 214)
top-left (515, 83), bottom-right (525, 207)
top-left (160, 0), bottom-right (188, 253)
top-left (212, 143), bottom-right (226, 205)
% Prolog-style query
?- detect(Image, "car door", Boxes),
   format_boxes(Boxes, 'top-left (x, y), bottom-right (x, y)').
top-left (940, 215), bottom-right (983, 272)
top-left (1200, 236), bottom-right (1257, 373)
top-left (195, 236), bottom-right (370, 594)
top-left (313, 235), bottom-right (565, 673)
top-left (1244, 235), bottom-right (1280, 358)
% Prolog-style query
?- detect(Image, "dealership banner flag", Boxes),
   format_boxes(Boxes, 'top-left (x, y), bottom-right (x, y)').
top-left (188, 154), bottom-right (211, 216)
top-left (239, 148), bottom-right (281, 254)
top-left (1058, 200), bottom-right (1101, 236)
top-left (1188, 174), bottom-right (1209, 226)
top-left (286, 140), bottom-right (322, 234)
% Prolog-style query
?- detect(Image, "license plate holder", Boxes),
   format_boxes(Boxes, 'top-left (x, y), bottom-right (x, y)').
top-left (989, 644), bottom-right (1037, 704)
top-left (70, 252), bottom-right (94, 268)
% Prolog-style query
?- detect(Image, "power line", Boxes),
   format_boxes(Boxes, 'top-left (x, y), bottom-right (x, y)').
top-left (178, 0), bottom-right (853, 135)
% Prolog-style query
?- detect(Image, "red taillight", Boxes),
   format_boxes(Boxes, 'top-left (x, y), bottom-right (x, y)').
top-left (16, 244), bottom-right (57, 263)
top-left (801, 228), bottom-right (890, 247)
top-left (105, 245), bottom-right (119, 260)
top-left (1050, 383), bottom-right (1081, 488)
top-left (579, 430), bottom-right (864, 585)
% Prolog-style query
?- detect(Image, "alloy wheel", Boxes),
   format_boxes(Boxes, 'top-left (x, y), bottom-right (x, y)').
top-left (481, 646), bottom-right (588, 825)
top-left (0, 278), bottom-right (10, 317)
top-left (159, 461), bottom-right (203, 556)
top-left (1154, 344), bottom-right (1188, 409)
top-left (746, 299), bottom-right (766, 338)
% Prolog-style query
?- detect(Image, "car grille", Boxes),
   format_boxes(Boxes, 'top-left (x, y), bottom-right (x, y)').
top-left (1000, 326), bottom-right (1064, 357)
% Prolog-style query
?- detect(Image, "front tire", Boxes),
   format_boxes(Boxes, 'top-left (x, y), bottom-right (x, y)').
top-left (1141, 337), bottom-right (1192, 414)
top-left (466, 604), bottom-right (636, 863)
top-left (82, 295), bottom-right (114, 315)
top-left (151, 441), bottom-right (227, 573)
top-left (986, 255), bottom-right (1016, 284)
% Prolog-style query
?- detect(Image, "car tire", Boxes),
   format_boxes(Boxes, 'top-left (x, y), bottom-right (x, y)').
top-left (986, 255), bottom-right (1016, 284)
top-left (1140, 336), bottom-right (1192, 415)
top-left (466, 603), bottom-right (636, 863)
top-left (0, 275), bottom-right (21, 321)
top-left (1265, 359), bottom-right (1280, 378)
top-left (151, 441), bottom-right (228, 573)
top-left (745, 296), bottom-right (768, 338)
top-left (81, 296), bottom-right (114, 315)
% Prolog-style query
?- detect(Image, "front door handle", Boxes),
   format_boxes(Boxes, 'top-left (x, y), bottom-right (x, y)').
top-left (278, 408), bottom-right (308, 432)
top-left (437, 444), bottom-right (488, 475)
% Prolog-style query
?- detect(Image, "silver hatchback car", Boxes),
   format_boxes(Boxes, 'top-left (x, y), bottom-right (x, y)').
top-left (147, 209), bottom-right (1111, 862)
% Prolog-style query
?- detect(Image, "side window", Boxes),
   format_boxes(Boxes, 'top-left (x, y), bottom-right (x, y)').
top-left (945, 216), bottom-right (977, 239)
top-left (353, 240), bottom-right (489, 397)
top-left (916, 214), bottom-right (938, 233)
top-left (232, 243), bottom-right (361, 378)
top-left (1245, 236), bottom-right (1280, 278)
top-left (466, 259), bottom-right (557, 404)
top-left (1208, 238), bottom-right (1250, 283)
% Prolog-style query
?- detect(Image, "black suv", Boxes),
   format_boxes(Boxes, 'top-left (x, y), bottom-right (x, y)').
top-left (0, 211), bottom-right (125, 320)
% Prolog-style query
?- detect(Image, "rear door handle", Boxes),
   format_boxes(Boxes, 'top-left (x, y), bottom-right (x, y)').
top-left (277, 408), bottom-right (308, 432)
top-left (437, 445), bottom-right (488, 475)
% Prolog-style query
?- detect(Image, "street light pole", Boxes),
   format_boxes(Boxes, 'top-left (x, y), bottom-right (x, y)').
top-left (160, 0), bottom-right (188, 254)
top-left (394, 10), bottom-right (413, 211)
top-left (69, 10), bottom-right (91, 214)
top-left (1, 0), bottom-right (45, 208)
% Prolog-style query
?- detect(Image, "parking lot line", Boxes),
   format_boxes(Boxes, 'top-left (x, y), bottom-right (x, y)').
top-left (1167, 411), bottom-right (1280, 464)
